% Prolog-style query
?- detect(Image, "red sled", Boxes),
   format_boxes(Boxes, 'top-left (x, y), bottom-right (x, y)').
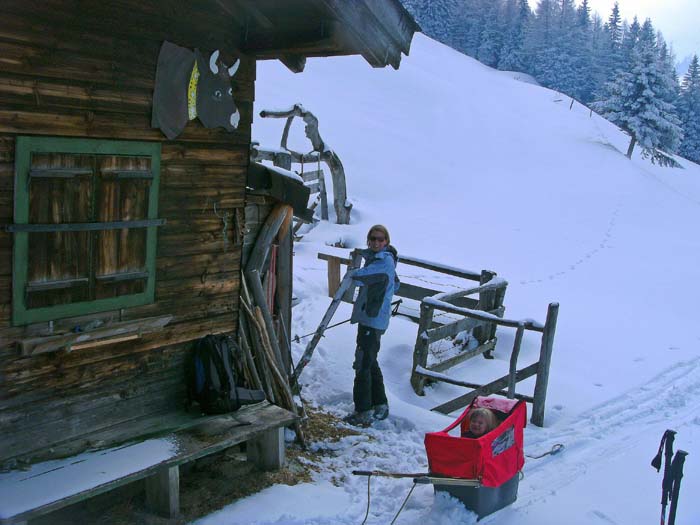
top-left (424, 396), bottom-right (527, 519)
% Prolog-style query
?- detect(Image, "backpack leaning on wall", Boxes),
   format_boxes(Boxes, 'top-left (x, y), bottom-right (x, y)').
top-left (186, 334), bottom-right (265, 414)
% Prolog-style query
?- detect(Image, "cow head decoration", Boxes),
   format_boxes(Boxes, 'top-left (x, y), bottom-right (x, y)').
top-left (151, 41), bottom-right (241, 140)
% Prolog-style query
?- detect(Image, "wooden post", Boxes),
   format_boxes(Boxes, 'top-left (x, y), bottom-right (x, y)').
top-left (273, 151), bottom-right (292, 171)
top-left (145, 465), bottom-right (179, 518)
top-left (474, 270), bottom-right (497, 357)
top-left (319, 170), bottom-right (329, 221)
top-left (507, 324), bottom-right (525, 399)
top-left (410, 303), bottom-right (435, 395)
top-left (276, 224), bottom-right (293, 373)
top-left (327, 257), bottom-right (341, 297)
top-left (247, 428), bottom-right (285, 470)
top-left (531, 302), bottom-right (559, 427)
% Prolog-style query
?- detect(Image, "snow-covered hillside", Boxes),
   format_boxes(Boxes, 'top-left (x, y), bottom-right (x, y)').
top-left (197, 34), bottom-right (700, 525)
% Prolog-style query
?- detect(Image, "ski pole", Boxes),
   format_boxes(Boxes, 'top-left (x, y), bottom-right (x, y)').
top-left (667, 450), bottom-right (688, 525)
top-left (651, 429), bottom-right (676, 525)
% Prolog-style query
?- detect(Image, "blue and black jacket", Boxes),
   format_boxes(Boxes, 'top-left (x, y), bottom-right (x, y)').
top-left (350, 246), bottom-right (400, 332)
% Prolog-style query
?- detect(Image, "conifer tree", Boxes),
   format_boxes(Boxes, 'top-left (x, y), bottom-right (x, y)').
top-left (678, 55), bottom-right (700, 162)
top-left (593, 19), bottom-right (682, 159)
top-left (498, 0), bottom-right (531, 71)
top-left (601, 2), bottom-right (623, 80)
top-left (476, 1), bottom-right (504, 67)
top-left (571, 0), bottom-right (595, 102)
top-left (523, 0), bottom-right (560, 87)
top-left (620, 16), bottom-right (641, 72)
top-left (553, 0), bottom-right (585, 99)
top-left (588, 13), bottom-right (610, 100)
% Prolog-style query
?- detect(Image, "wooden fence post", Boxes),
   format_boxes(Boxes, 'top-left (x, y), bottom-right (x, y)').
top-left (531, 302), bottom-right (559, 427)
top-left (411, 303), bottom-right (435, 395)
top-left (327, 257), bottom-right (341, 297)
top-left (474, 270), bottom-right (497, 357)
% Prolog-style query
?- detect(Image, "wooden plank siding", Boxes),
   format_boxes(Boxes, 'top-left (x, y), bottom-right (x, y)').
top-left (0, 3), bottom-right (254, 466)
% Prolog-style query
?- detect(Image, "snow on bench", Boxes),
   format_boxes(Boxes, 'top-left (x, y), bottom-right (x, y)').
top-left (0, 401), bottom-right (297, 525)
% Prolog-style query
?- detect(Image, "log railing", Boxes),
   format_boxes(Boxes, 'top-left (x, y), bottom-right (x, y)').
top-left (409, 279), bottom-right (508, 397)
top-left (414, 298), bottom-right (559, 427)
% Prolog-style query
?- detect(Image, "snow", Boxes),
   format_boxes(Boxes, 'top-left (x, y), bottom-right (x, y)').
top-left (0, 438), bottom-right (177, 519)
top-left (190, 32), bottom-right (700, 525)
top-left (262, 163), bottom-right (305, 183)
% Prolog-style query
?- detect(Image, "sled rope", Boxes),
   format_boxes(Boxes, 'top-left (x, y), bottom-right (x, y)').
top-left (357, 472), bottom-right (420, 525)
top-left (360, 473), bottom-right (372, 525)
top-left (526, 443), bottom-right (564, 459)
top-left (390, 482), bottom-right (418, 524)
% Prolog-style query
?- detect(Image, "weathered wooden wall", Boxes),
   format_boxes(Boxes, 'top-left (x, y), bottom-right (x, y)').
top-left (0, 1), bottom-right (255, 466)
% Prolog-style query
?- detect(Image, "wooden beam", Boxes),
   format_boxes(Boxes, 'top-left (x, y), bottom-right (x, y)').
top-left (247, 427), bottom-right (285, 470)
top-left (5, 219), bottom-right (166, 233)
top-left (243, 22), bottom-right (343, 59)
top-left (320, 0), bottom-right (402, 68)
top-left (145, 466), bottom-right (180, 518)
top-left (227, 0), bottom-right (274, 30)
top-left (279, 55), bottom-right (307, 73)
top-left (429, 363), bottom-right (539, 414)
top-left (18, 315), bottom-right (173, 356)
top-left (362, 0), bottom-right (419, 55)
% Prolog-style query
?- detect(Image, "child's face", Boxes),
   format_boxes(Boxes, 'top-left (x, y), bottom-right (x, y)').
top-left (469, 414), bottom-right (489, 436)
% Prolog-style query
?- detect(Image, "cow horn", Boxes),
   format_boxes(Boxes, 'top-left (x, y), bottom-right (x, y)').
top-left (230, 109), bottom-right (240, 129)
top-left (209, 50), bottom-right (220, 74)
top-left (228, 58), bottom-right (240, 77)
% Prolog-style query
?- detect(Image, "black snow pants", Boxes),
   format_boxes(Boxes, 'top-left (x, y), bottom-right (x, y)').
top-left (352, 325), bottom-right (388, 413)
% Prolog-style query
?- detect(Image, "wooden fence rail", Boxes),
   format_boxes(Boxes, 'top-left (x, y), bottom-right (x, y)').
top-left (416, 300), bottom-right (559, 427)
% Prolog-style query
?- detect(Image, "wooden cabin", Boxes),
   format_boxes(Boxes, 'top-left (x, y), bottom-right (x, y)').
top-left (0, 0), bottom-right (418, 485)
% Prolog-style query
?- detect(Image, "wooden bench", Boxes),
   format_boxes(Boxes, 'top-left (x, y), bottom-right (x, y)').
top-left (0, 401), bottom-right (296, 524)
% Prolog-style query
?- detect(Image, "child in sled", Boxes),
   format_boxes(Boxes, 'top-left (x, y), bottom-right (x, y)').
top-left (461, 407), bottom-right (498, 438)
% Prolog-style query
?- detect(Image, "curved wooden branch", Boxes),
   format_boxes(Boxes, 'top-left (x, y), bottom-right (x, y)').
top-left (260, 105), bottom-right (352, 224)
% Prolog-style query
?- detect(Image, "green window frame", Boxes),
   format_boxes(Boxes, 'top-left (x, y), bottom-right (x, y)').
top-left (12, 136), bottom-right (162, 325)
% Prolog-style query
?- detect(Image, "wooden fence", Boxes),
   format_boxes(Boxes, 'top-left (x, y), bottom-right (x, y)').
top-left (413, 297), bottom-right (559, 427)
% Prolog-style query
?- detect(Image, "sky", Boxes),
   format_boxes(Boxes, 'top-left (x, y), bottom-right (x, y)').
top-left (3, 33), bottom-right (700, 525)
top-left (586, 0), bottom-right (700, 61)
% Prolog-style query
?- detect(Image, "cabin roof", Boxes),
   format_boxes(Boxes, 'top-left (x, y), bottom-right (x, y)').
top-left (222, 0), bottom-right (420, 72)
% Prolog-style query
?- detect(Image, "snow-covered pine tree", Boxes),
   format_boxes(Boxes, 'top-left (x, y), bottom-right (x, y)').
top-left (476, 0), bottom-right (504, 67)
top-left (678, 55), bottom-right (700, 163)
top-left (571, 0), bottom-right (596, 102)
top-left (497, 0), bottom-right (531, 71)
top-left (588, 13), bottom-right (610, 101)
top-left (600, 2), bottom-right (623, 81)
top-left (550, 0), bottom-right (582, 98)
top-left (523, 0), bottom-right (560, 87)
top-left (620, 16), bottom-right (641, 72)
top-left (593, 19), bottom-right (683, 160)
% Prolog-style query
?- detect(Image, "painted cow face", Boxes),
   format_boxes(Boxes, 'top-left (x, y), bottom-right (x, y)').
top-left (195, 49), bottom-right (241, 131)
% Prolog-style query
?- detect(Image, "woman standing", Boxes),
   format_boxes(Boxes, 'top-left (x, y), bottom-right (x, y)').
top-left (344, 225), bottom-right (399, 426)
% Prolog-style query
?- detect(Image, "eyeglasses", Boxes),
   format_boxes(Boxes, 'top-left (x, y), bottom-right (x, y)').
top-left (369, 236), bottom-right (386, 242)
